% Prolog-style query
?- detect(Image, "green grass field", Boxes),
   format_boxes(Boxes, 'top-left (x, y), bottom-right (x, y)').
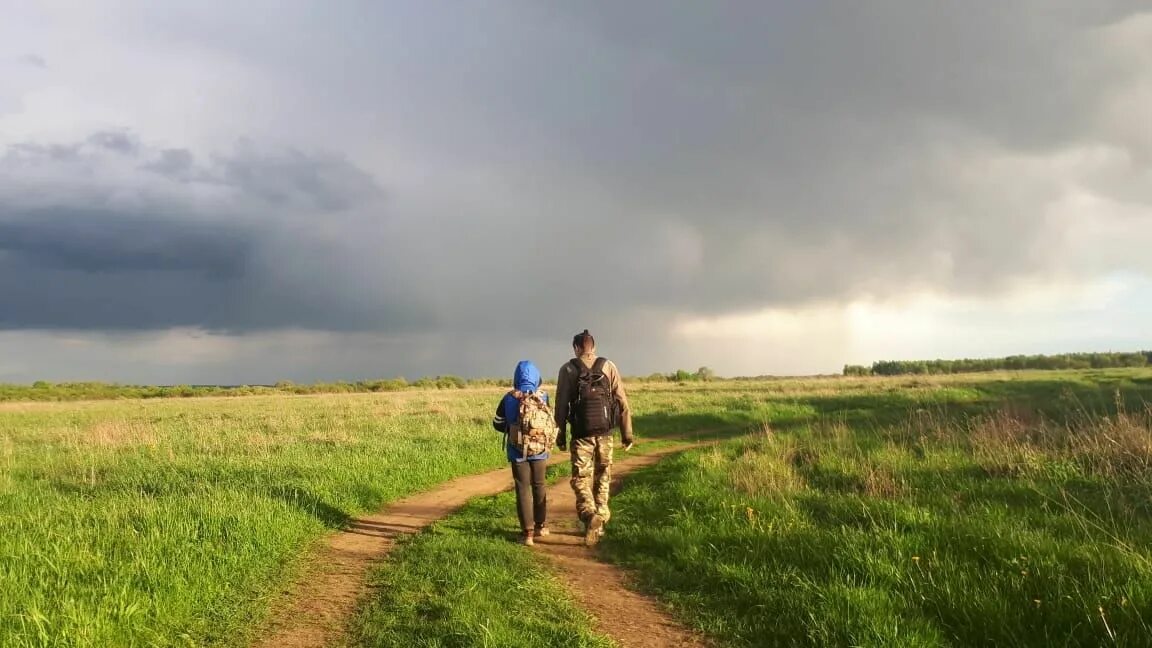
top-left (343, 369), bottom-right (1152, 647)
top-left (0, 391), bottom-right (513, 647)
top-left (3, 369), bottom-right (1152, 646)
top-left (600, 373), bottom-right (1152, 647)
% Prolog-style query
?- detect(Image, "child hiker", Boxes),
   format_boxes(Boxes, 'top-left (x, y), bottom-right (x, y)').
top-left (491, 360), bottom-right (559, 546)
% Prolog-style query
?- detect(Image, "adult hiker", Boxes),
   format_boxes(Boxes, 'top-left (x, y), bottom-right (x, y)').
top-left (492, 360), bottom-right (559, 546)
top-left (555, 329), bottom-right (634, 546)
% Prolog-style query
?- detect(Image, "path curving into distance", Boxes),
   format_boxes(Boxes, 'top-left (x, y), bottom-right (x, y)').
top-left (253, 443), bottom-right (711, 648)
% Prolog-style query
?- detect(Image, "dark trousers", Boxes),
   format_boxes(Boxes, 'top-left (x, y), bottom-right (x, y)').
top-left (511, 459), bottom-right (547, 532)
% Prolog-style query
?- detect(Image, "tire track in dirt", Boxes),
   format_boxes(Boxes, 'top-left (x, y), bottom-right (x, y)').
top-left (532, 445), bottom-right (714, 648)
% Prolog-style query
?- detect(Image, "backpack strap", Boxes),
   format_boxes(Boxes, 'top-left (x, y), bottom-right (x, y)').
top-left (500, 390), bottom-right (514, 453)
top-left (570, 357), bottom-right (608, 375)
top-left (567, 359), bottom-right (586, 413)
top-left (591, 357), bottom-right (608, 374)
top-left (569, 357), bottom-right (587, 376)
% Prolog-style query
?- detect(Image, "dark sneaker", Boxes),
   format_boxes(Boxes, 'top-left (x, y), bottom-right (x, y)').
top-left (584, 515), bottom-right (604, 546)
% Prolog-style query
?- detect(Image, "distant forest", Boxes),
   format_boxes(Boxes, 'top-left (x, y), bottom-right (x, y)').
top-left (4, 354), bottom-right (1151, 401)
top-left (0, 376), bottom-right (497, 402)
top-left (0, 368), bottom-right (722, 402)
top-left (843, 351), bottom-right (1152, 376)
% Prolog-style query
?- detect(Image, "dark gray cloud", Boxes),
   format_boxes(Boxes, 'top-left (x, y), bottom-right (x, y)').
top-left (0, 133), bottom-right (429, 333)
top-left (16, 53), bottom-right (46, 68)
top-left (0, 2), bottom-right (1150, 380)
top-left (142, 149), bottom-right (195, 179)
top-left (0, 207), bottom-right (251, 275)
top-left (210, 143), bottom-right (382, 213)
top-left (185, 0), bottom-right (1143, 331)
top-left (86, 130), bottom-right (139, 155)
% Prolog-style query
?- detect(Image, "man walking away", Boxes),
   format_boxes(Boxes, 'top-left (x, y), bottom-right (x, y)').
top-left (555, 329), bottom-right (634, 546)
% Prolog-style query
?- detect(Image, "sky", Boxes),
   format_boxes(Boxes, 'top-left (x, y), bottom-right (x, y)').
top-left (1, 1), bottom-right (1150, 383)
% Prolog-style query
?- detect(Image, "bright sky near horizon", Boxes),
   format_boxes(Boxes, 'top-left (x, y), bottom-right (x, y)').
top-left (1, 2), bottom-right (1150, 383)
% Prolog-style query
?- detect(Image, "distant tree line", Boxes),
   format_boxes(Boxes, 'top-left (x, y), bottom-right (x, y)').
top-left (636, 367), bottom-right (717, 383)
top-left (843, 351), bottom-right (1152, 377)
top-left (0, 367), bottom-right (727, 402)
top-left (0, 376), bottom-right (490, 402)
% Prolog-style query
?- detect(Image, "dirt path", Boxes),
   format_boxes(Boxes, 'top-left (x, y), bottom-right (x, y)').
top-left (532, 446), bottom-right (713, 648)
top-left (253, 461), bottom-right (560, 648)
top-left (254, 444), bottom-right (710, 648)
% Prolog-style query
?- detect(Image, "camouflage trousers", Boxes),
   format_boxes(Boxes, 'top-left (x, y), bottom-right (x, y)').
top-left (570, 435), bottom-right (614, 524)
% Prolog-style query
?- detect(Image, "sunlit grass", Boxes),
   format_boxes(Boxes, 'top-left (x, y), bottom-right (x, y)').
top-left (601, 395), bottom-right (1152, 646)
top-left (0, 393), bottom-right (507, 647)
top-left (4, 369), bottom-right (1152, 646)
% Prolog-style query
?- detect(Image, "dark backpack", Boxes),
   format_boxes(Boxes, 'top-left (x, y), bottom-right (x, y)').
top-left (570, 357), bottom-right (618, 434)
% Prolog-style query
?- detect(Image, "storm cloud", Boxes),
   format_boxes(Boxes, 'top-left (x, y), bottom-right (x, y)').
top-left (0, 2), bottom-right (1149, 381)
top-left (0, 133), bottom-right (428, 332)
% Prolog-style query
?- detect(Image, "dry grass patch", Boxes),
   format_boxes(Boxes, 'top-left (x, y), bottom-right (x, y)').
top-left (859, 465), bottom-right (904, 498)
top-left (729, 449), bottom-right (807, 496)
top-left (968, 398), bottom-right (1152, 480)
top-left (85, 420), bottom-right (160, 448)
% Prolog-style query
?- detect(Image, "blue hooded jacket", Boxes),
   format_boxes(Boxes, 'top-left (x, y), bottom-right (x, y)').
top-left (491, 360), bottom-right (550, 462)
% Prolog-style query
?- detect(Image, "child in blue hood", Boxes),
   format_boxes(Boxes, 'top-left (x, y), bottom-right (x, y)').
top-left (492, 360), bottom-right (550, 545)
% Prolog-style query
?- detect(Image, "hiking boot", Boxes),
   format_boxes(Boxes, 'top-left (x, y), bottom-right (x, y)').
top-left (534, 525), bottom-right (550, 537)
top-left (584, 515), bottom-right (604, 547)
top-left (521, 530), bottom-right (535, 547)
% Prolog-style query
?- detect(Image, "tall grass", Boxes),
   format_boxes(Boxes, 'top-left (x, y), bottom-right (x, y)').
top-left (5, 370), bottom-right (1152, 646)
top-left (601, 393), bottom-right (1152, 646)
top-left (0, 392), bottom-right (509, 647)
top-left (0, 382), bottom-right (756, 647)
